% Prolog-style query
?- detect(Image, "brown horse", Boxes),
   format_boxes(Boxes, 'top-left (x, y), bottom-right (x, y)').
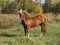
top-left (18, 9), bottom-right (46, 38)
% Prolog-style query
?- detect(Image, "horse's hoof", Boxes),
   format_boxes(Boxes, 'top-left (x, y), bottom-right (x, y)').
top-left (40, 33), bottom-right (43, 37)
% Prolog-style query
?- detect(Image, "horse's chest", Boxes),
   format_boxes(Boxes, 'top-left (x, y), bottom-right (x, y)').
top-left (24, 20), bottom-right (32, 26)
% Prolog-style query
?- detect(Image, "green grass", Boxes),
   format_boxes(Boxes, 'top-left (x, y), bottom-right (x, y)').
top-left (0, 23), bottom-right (60, 45)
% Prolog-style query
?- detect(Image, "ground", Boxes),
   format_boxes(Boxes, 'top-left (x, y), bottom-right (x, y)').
top-left (0, 14), bottom-right (60, 45)
top-left (0, 23), bottom-right (60, 45)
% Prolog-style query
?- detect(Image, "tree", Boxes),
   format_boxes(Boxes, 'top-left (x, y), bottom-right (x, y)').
top-left (0, 0), bottom-right (6, 13)
top-left (1, 0), bottom-right (36, 14)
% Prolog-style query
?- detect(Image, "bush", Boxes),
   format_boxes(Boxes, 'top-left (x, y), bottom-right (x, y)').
top-left (43, 2), bottom-right (60, 14)
top-left (0, 14), bottom-right (20, 29)
top-left (1, 0), bottom-right (36, 14)
top-left (1, 2), bottom-right (16, 14)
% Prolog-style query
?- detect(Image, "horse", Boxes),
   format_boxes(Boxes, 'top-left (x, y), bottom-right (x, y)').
top-left (18, 9), bottom-right (46, 38)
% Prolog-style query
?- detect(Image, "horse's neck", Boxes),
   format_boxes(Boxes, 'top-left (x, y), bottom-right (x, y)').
top-left (22, 12), bottom-right (29, 21)
top-left (24, 11), bottom-right (30, 17)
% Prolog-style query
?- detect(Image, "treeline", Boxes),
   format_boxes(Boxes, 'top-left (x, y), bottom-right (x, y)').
top-left (43, 2), bottom-right (60, 14)
top-left (1, 0), bottom-right (35, 14)
top-left (0, 0), bottom-right (60, 14)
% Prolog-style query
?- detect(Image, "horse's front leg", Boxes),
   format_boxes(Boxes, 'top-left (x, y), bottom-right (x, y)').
top-left (26, 26), bottom-right (30, 38)
top-left (24, 26), bottom-right (30, 38)
top-left (26, 27), bottom-right (30, 38)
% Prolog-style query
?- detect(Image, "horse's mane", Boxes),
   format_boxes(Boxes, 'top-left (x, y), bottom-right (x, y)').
top-left (23, 11), bottom-right (41, 17)
top-left (23, 11), bottom-right (30, 16)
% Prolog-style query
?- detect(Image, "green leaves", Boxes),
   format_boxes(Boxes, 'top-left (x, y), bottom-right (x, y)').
top-left (1, 0), bottom-right (36, 14)
top-left (43, 2), bottom-right (60, 14)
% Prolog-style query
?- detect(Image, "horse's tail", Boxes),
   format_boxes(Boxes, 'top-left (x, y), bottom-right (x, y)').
top-left (35, 5), bottom-right (43, 15)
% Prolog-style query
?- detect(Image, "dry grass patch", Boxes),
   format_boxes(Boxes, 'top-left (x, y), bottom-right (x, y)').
top-left (0, 14), bottom-right (20, 29)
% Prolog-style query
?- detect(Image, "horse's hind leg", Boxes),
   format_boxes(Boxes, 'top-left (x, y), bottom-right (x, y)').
top-left (40, 23), bottom-right (46, 37)
top-left (43, 23), bottom-right (46, 34)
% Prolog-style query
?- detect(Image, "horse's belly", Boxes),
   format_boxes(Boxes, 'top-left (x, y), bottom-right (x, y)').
top-left (32, 21), bottom-right (41, 27)
top-left (25, 19), bottom-right (41, 27)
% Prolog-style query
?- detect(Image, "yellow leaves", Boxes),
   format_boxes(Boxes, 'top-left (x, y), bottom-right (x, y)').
top-left (35, 5), bottom-right (43, 15)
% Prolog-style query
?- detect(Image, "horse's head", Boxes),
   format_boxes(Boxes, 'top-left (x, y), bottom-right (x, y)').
top-left (18, 9), bottom-right (23, 24)
top-left (18, 9), bottom-right (29, 18)
top-left (18, 9), bottom-right (23, 14)
top-left (18, 9), bottom-right (27, 17)
top-left (18, 9), bottom-right (30, 24)
top-left (18, 9), bottom-right (22, 17)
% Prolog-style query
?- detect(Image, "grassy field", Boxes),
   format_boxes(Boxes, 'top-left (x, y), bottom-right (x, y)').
top-left (0, 23), bottom-right (60, 45)
top-left (0, 14), bottom-right (60, 45)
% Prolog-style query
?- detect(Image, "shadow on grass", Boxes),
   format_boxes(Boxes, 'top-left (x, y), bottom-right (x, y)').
top-left (0, 33), bottom-right (17, 37)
